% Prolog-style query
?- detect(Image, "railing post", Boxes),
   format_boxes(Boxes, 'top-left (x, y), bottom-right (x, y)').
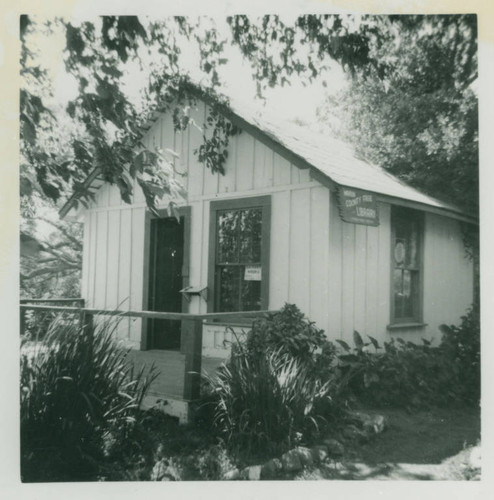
top-left (20, 306), bottom-right (26, 337)
top-left (82, 311), bottom-right (94, 339)
top-left (183, 318), bottom-right (203, 401)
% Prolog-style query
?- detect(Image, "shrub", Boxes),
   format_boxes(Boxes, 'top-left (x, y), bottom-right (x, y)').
top-left (336, 309), bottom-right (480, 409)
top-left (246, 303), bottom-right (326, 365)
top-left (208, 343), bottom-right (336, 458)
top-left (20, 315), bottom-right (157, 481)
top-left (439, 305), bottom-right (480, 406)
top-left (338, 334), bottom-right (456, 408)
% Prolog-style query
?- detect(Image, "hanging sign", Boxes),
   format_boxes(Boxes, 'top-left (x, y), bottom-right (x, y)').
top-left (244, 265), bottom-right (262, 281)
top-left (337, 186), bottom-right (379, 226)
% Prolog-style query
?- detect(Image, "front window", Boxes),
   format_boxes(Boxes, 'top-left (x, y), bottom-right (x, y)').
top-left (391, 207), bottom-right (423, 323)
top-left (209, 197), bottom-right (270, 312)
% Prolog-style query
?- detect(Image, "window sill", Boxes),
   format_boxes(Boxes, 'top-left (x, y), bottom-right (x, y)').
top-left (387, 322), bottom-right (427, 331)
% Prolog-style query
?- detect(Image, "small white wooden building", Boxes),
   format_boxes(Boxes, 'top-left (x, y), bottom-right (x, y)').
top-left (61, 93), bottom-right (476, 359)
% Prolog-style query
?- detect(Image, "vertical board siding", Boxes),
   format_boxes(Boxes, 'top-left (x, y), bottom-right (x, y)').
top-left (82, 103), bottom-right (474, 351)
top-left (298, 167), bottom-right (311, 184)
top-left (218, 133), bottom-right (237, 193)
top-left (327, 194), bottom-right (343, 338)
top-left (161, 112), bottom-right (175, 155)
top-left (309, 186), bottom-right (330, 334)
top-left (288, 188), bottom-right (311, 313)
top-left (87, 211), bottom-right (98, 308)
top-left (365, 225), bottom-right (379, 337)
top-left (199, 200), bottom-right (210, 314)
top-left (340, 221), bottom-right (355, 343)
top-left (236, 132), bottom-right (255, 192)
top-left (290, 164), bottom-right (300, 184)
top-left (93, 211), bottom-right (108, 308)
top-left (129, 207), bottom-right (145, 346)
top-left (421, 213), bottom-right (473, 341)
top-left (269, 190), bottom-right (291, 309)
top-left (376, 204), bottom-right (391, 343)
top-left (273, 152), bottom-right (292, 186)
top-left (353, 225), bottom-right (367, 335)
top-left (253, 139), bottom-right (271, 189)
top-left (327, 198), bottom-right (391, 345)
top-left (117, 208), bottom-right (132, 340)
top-left (187, 102), bottom-right (206, 198)
top-left (189, 201), bottom-right (204, 314)
top-left (175, 121), bottom-right (190, 192)
top-left (81, 212), bottom-right (90, 302)
top-left (203, 108), bottom-right (220, 196)
top-left (105, 210), bottom-right (120, 309)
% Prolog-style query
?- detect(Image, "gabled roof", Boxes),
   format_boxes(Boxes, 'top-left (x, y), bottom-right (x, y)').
top-left (60, 87), bottom-right (476, 224)
top-left (225, 96), bottom-right (474, 222)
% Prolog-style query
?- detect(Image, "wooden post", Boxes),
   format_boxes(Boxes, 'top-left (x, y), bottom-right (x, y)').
top-left (183, 318), bottom-right (203, 401)
top-left (82, 311), bottom-right (94, 340)
top-left (20, 306), bottom-right (26, 337)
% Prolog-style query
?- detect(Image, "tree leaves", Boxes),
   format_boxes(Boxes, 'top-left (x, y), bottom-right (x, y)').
top-left (319, 15), bottom-right (478, 216)
top-left (66, 23), bottom-right (86, 58)
top-left (20, 219), bottom-right (83, 299)
top-left (21, 14), bottom-right (477, 225)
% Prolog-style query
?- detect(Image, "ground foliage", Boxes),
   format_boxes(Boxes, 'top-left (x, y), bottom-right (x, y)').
top-left (336, 307), bottom-right (480, 409)
top-left (206, 305), bottom-right (348, 458)
top-left (208, 345), bottom-right (337, 458)
top-left (206, 303), bottom-right (480, 460)
top-left (20, 316), bottom-right (157, 482)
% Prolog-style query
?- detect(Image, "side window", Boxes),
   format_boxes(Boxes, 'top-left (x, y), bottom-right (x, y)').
top-left (391, 207), bottom-right (423, 324)
top-left (208, 196), bottom-right (270, 312)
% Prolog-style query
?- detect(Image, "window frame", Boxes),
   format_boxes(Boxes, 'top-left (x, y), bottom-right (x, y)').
top-left (207, 196), bottom-right (271, 313)
top-left (389, 206), bottom-right (425, 326)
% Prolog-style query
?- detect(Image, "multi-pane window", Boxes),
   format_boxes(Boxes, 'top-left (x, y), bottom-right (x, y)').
top-left (391, 207), bottom-right (423, 323)
top-left (209, 197), bottom-right (270, 313)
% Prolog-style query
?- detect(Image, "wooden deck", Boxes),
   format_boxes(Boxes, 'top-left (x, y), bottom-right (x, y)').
top-left (127, 349), bottom-right (225, 399)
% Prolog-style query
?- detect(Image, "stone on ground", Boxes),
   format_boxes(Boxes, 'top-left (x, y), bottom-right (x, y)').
top-left (323, 438), bottom-right (344, 456)
top-left (261, 458), bottom-right (282, 479)
top-left (281, 449), bottom-right (303, 472)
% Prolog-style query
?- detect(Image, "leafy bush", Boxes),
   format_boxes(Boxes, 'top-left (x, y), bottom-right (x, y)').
top-left (246, 303), bottom-right (326, 365)
top-left (208, 343), bottom-right (336, 458)
top-left (336, 307), bottom-right (480, 409)
top-left (336, 332), bottom-right (454, 408)
top-left (20, 316), bottom-right (158, 481)
top-left (439, 306), bottom-right (480, 406)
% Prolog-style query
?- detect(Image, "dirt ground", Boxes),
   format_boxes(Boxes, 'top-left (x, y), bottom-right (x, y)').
top-left (295, 407), bottom-right (481, 480)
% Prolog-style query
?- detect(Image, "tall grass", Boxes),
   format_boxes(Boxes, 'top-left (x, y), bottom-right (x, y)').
top-left (208, 343), bottom-right (336, 457)
top-left (20, 315), bottom-right (158, 481)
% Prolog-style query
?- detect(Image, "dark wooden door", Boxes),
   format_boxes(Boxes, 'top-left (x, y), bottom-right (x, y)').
top-left (148, 216), bottom-right (185, 350)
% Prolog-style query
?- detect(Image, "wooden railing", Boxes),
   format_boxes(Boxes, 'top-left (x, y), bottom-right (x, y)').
top-left (19, 301), bottom-right (275, 402)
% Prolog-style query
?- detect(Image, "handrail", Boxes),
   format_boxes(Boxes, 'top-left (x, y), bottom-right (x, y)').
top-left (20, 302), bottom-right (276, 403)
top-left (20, 298), bottom-right (85, 304)
top-left (19, 304), bottom-right (273, 321)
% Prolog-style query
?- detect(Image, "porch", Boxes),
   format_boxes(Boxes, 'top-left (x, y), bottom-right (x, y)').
top-left (20, 299), bottom-right (274, 423)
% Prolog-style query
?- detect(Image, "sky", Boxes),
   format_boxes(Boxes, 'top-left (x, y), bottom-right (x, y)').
top-left (30, 16), bottom-right (347, 130)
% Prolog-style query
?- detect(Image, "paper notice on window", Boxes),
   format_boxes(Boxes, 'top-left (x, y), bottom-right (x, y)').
top-left (244, 265), bottom-right (262, 281)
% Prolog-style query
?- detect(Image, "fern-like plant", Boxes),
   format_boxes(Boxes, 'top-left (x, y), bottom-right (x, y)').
top-left (20, 315), bottom-right (158, 481)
